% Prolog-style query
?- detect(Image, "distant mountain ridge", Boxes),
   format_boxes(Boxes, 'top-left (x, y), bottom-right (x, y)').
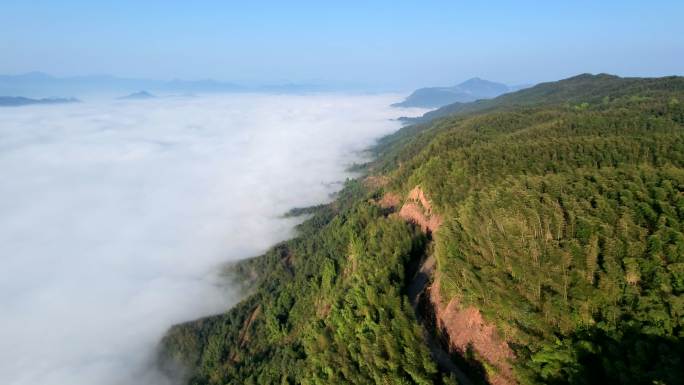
top-left (118, 91), bottom-right (156, 100)
top-left (0, 96), bottom-right (79, 107)
top-left (0, 72), bottom-right (329, 98)
top-left (392, 77), bottom-right (526, 108)
top-left (399, 73), bottom-right (674, 124)
top-left (159, 73), bottom-right (684, 385)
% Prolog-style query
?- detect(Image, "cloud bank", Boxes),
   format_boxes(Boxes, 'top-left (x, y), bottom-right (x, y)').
top-left (0, 94), bottom-right (425, 385)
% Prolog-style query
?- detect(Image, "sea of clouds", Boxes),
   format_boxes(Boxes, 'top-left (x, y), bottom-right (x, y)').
top-left (0, 94), bottom-right (425, 385)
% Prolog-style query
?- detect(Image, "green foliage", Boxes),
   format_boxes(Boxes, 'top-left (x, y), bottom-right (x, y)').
top-left (161, 75), bottom-right (684, 385)
top-left (375, 75), bottom-right (684, 384)
top-left (160, 191), bottom-right (439, 385)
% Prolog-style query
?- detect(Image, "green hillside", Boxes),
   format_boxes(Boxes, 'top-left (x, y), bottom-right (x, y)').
top-left (401, 73), bottom-right (683, 124)
top-left (159, 74), bottom-right (684, 385)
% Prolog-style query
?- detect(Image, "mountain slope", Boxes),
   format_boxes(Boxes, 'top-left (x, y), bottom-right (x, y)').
top-left (393, 78), bottom-right (513, 108)
top-left (400, 73), bottom-right (682, 124)
top-left (159, 74), bottom-right (684, 385)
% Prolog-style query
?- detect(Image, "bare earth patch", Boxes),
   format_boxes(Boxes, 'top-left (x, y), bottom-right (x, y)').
top-left (237, 305), bottom-right (261, 348)
top-left (407, 186), bottom-right (434, 213)
top-left (229, 304), bottom-right (262, 363)
top-left (398, 186), bottom-right (442, 233)
top-left (378, 192), bottom-right (401, 209)
top-left (430, 279), bottom-right (516, 385)
top-left (394, 186), bottom-right (516, 385)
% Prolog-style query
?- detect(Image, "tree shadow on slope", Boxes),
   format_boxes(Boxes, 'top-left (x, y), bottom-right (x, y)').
top-left (526, 326), bottom-right (683, 385)
top-left (403, 237), bottom-right (492, 385)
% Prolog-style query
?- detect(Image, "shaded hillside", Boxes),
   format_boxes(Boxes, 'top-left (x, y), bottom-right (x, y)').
top-left (159, 74), bottom-right (684, 385)
top-left (393, 78), bottom-right (513, 108)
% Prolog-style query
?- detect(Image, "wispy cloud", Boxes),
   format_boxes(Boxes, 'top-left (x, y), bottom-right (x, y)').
top-left (0, 94), bottom-right (423, 385)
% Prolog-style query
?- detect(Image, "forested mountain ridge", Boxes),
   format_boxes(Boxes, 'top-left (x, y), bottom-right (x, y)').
top-left (159, 74), bottom-right (684, 385)
top-left (400, 73), bottom-right (683, 124)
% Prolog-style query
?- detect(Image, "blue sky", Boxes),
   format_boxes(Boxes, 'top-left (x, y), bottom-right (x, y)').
top-left (1, 0), bottom-right (682, 88)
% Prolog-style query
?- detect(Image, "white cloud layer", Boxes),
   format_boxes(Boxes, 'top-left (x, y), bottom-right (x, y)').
top-left (0, 94), bottom-right (425, 385)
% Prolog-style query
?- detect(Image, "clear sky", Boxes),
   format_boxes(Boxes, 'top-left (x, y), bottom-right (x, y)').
top-left (2, 0), bottom-right (682, 89)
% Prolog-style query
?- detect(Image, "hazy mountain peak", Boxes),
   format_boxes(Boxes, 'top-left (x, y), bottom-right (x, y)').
top-left (458, 77), bottom-right (509, 95)
top-left (392, 77), bottom-right (513, 108)
top-left (401, 73), bottom-right (684, 125)
top-left (458, 76), bottom-right (488, 86)
top-left (118, 90), bottom-right (156, 100)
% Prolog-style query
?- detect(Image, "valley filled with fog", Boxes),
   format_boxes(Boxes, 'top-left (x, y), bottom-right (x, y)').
top-left (0, 94), bottom-right (423, 385)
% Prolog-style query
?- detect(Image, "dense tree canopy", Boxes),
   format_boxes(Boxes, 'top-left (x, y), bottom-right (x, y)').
top-left (160, 74), bottom-right (684, 385)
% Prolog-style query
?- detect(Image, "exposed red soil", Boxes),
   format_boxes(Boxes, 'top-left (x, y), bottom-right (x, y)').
top-left (399, 202), bottom-right (443, 233)
top-left (398, 187), bottom-right (442, 233)
top-left (393, 186), bottom-right (516, 385)
top-left (375, 185), bottom-right (515, 383)
top-left (407, 186), bottom-right (434, 213)
top-left (430, 278), bottom-right (516, 385)
top-left (378, 192), bottom-right (401, 209)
